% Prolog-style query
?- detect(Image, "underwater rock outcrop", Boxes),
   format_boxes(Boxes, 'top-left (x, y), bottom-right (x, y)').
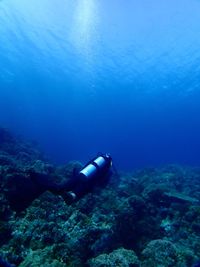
top-left (1, 127), bottom-right (200, 266)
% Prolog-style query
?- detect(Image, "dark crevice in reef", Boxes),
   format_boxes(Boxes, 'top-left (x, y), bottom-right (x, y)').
top-left (0, 127), bottom-right (200, 266)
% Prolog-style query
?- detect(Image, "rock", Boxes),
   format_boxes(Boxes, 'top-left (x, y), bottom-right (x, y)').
top-left (163, 192), bottom-right (199, 204)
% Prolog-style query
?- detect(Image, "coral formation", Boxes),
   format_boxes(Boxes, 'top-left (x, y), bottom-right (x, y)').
top-left (141, 239), bottom-right (178, 266)
top-left (0, 128), bottom-right (200, 266)
top-left (88, 248), bottom-right (140, 267)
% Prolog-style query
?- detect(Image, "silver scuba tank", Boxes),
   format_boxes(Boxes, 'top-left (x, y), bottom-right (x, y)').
top-left (79, 155), bottom-right (111, 180)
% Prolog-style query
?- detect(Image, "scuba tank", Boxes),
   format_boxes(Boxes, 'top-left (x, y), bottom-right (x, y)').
top-left (79, 154), bottom-right (112, 180)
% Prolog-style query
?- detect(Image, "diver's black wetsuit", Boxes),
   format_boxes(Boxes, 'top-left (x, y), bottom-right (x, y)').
top-left (7, 154), bottom-right (112, 211)
top-left (37, 154), bottom-right (112, 203)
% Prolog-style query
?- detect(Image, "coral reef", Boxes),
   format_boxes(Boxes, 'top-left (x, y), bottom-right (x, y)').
top-left (0, 127), bottom-right (200, 266)
top-left (141, 239), bottom-right (178, 267)
top-left (88, 248), bottom-right (140, 267)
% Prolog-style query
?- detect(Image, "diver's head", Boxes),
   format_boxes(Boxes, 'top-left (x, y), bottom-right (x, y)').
top-left (102, 153), bottom-right (112, 166)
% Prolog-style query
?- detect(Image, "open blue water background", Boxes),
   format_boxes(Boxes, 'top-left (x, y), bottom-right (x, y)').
top-left (0, 0), bottom-right (200, 170)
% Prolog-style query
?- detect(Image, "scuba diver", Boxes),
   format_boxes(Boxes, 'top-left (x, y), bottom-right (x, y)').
top-left (50, 153), bottom-right (113, 204)
top-left (7, 153), bottom-right (113, 211)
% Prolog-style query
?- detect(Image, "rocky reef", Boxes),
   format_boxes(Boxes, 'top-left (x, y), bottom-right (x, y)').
top-left (0, 127), bottom-right (200, 266)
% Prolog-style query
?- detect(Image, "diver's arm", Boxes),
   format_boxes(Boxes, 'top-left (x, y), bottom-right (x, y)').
top-left (43, 175), bottom-right (80, 195)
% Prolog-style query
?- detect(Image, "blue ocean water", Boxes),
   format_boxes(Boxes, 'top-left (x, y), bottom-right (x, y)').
top-left (0, 0), bottom-right (200, 170)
